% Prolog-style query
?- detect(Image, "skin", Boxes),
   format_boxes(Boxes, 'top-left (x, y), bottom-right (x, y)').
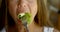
top-left (8, 0), bottom-right (37, 32)
top-left (8, 0), bottom-right (37, 23)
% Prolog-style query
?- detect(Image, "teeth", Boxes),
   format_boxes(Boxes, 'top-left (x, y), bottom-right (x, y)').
top-left (18, 13), bottom-right (25, 19)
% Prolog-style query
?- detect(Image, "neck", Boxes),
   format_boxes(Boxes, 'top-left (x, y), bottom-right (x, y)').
top-left (28, 21), bottom-right (43, 32)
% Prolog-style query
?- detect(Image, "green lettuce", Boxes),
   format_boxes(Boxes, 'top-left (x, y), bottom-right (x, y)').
top-left (18, 13), bottom-right (32, 25)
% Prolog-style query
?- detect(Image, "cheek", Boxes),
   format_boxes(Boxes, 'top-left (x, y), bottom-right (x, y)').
top-left (29, 4), bottom-right (37, 18)
top-left (32, 6), bottom-right (37, 17)
top-left (8, 0), bottom-right (18, 21)
top-left (28, 0), bottom-right (37, 18)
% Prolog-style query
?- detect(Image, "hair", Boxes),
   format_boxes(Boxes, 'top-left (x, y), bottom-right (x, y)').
top-left (35, 0), bottom-right (60, 31)
top-left (34, 0), bottom-right (50, 27)
top-left (6, 0), bottom-right (16, 27)
top-left (0, 0), bottom-right (6, 30)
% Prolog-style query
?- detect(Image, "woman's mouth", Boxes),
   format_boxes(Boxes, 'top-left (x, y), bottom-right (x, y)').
top-left (18, 13), bottom-right (32, 25)
top-left (17, 13), bottom-right (31, 32)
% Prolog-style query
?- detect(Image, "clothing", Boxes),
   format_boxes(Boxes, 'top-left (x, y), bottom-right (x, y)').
top-left (44, 26), bottom-right (60, 32)
top-left (0, 27), bottom-right (6, 32)
top-left (44, 26), bottom-right (54, 32)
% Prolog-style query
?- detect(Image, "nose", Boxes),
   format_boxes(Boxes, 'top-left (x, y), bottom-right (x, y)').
top-left (17, 0), bottom-right (30, 15)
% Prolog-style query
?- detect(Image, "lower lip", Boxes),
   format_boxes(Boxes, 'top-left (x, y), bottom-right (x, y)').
top-left (17, 18), bottom-right (22, 25)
